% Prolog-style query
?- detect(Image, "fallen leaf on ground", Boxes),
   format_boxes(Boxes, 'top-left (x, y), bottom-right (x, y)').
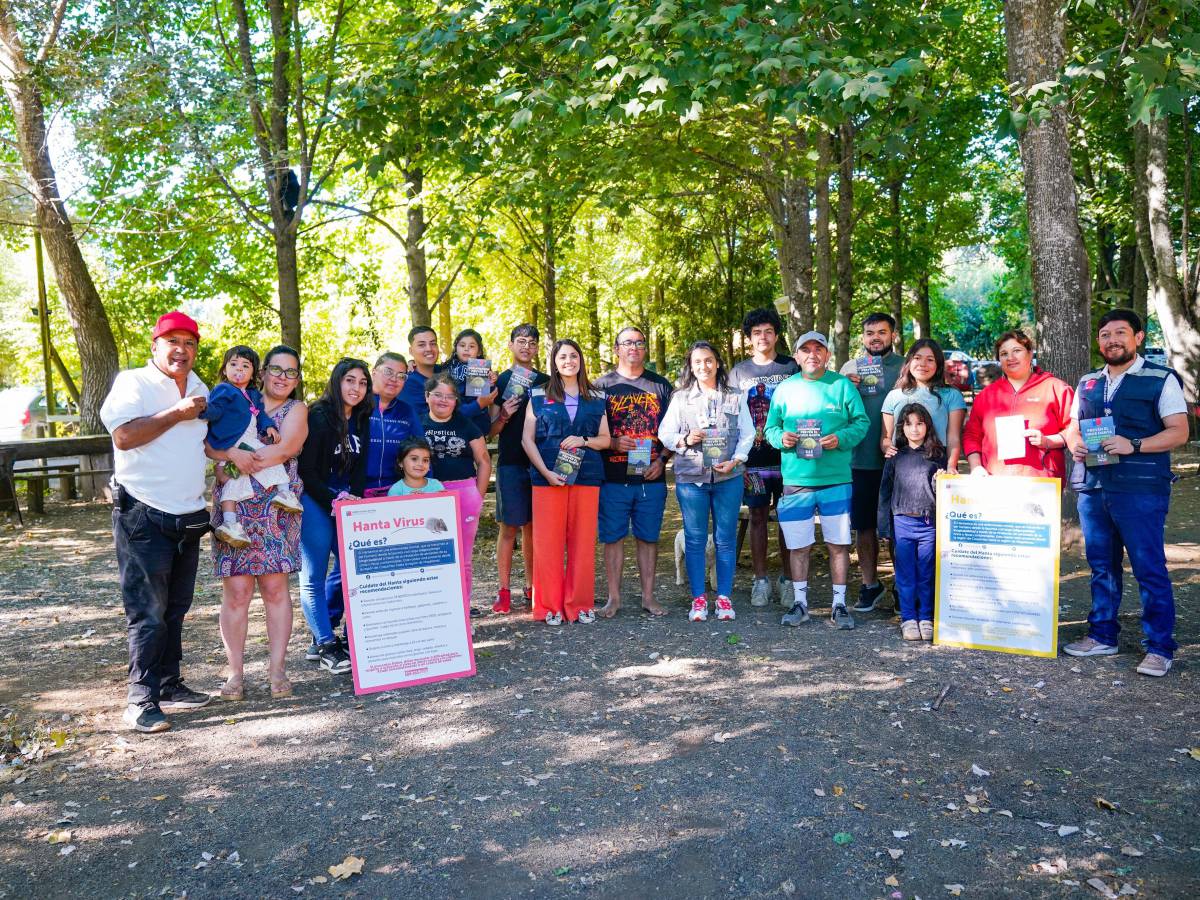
top-left (1095, 797), bottom-right (1116, 811)
top-left (892, 830), bottom-right (910, 839)
top-left (945, 884), bottom-right (964, 896)
top-left (328, 855), bottom-right (364, 880)
top-left (152, 795), bottom-right (167, 802)
top-left (1189, 748), bottom-right (1200, 761)
top-left (1119, 846), bottom-right (1143, 857)
top-left (832, 785), bottom-right (845, 796)
top-left (59, 844), bottom-right (75, 856)
top-left (1057, 825), bottom-right (1080, 837)
top-left (970, 764), bottom-right (990, 777)
top-left (885, 875), bottom-right (900, 886)
top-left (813, 789), bottom-right (826, 797)
top-left (46, 830), bottom-right (71, 844)
top-left (1087, 877), bottom-right (1118, 899)
top-left (780, 881), bottom-right (796, 896)
top-left (887, 848), bottom-right (904, 860)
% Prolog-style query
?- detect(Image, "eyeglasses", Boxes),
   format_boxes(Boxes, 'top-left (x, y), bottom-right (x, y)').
top-left (618, 340), bottom-right (647, 349)
top-left (376, 367), bottom-right (407, 382)
top-left (512, 338), bottom-right (537, 348)
top-left (265, 364), bottom-right (301, 379)
top-left (428, 391), bottom-right (458, 402)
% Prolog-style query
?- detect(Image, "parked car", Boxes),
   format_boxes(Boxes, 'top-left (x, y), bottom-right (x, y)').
top-left (944, 350), bottom-right (975, 392)
top-left (0, 386), bottom-right (79, 441)
top-left (1143, 347), bottom-right (1168, 367)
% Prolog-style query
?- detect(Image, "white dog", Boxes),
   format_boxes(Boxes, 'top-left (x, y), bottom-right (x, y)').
top-left (674, 529), bottom-right (717, 588)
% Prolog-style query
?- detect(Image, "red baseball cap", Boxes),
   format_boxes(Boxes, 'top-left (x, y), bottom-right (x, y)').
top-left (152, 310), bottom-right (200, 342)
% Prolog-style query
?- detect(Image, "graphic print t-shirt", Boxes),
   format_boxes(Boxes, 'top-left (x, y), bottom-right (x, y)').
top-left (593, 369), bottom-right (674, 484)
top-left (421, 413), bottom-right (483, 483)
top-left (727, 355), bottom-right (799, 471)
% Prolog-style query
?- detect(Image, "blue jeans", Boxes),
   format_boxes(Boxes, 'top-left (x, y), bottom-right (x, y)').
top-left (1077, 490), bottom-right (1176, 658)
top-left (299, 493), bottom-right (339, 645)
top-left (324, 557), bottom-right (344, 635)
top-left (675, 478), bottom-right (744, 598)
top-left (893, 514), bottom-right (935, 622)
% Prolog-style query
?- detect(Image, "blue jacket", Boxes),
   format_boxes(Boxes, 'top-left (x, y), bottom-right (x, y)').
top-left (1071, 360), bottom-right (1180, 496)
top-left (203, 382), bottom-right (275, 450)
top-left (528, 388), bottom-right (606, 487)
top-left (365, 393), bottom-right (424, 493)
top-left (398, 363), bottom-right (489, 422)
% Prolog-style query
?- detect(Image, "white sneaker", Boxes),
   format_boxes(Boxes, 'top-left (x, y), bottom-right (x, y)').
top-left (689, 596), bottom-right (709, 622)
top-left (544, 612), bottom-right (564, 626)
top-left (750, 579), bottom-right (770, 607)
top-left (775, 575), bottom-right (790, 605)
top-left (271, 489), bottom-right (303, 513)
top-left (577, 609), bottom-right (596, 624)
top-left (215, 521), bottom-right (250, 548)
top-left (715, 596), bottom-right (735, 621)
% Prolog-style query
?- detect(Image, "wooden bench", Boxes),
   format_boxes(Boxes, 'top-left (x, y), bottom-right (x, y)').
top-left (14, 464), bottom-right (113, 514)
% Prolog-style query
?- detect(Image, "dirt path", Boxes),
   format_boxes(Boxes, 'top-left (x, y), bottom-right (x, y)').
top-left (2, 478), bottom-right (1199, 899)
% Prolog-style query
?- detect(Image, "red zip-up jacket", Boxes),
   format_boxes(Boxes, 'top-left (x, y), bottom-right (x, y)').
top-left (961, 368), bottom-right (1075, 480)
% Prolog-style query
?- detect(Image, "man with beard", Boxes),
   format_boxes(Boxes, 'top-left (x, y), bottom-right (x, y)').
top-left (839, 313), bottom-right (904, 613)
top-left (1064, 309), bottom-right (1189, 677)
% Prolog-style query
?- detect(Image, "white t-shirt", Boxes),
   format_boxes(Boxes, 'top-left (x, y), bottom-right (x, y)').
top-left (100, 362), bottom-right (210, 514)
top-left (1068, 355), bottom-right (1188, 422)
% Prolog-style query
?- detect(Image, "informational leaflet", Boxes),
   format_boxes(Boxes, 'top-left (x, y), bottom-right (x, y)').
top-left (701, 429), bottom-right (729, 467)
top-left (795, 419), bottom-right (823, 459)
top-left (994, 415), bottom-right (1028, 461)
top-left (626, 438), bottom-right (652, 477)
top-left (464, 360), bottom-right (491, 397)
top-left (855, 355), bottom-right (884, 395)
top-left (1079, 416), bottom-right (1119, 467)
top-left (502, 365), bottom-right (536, 401)
top-left (334, 493), bottom-right (475, 694)
top-left (553, 447), bottom-right (584, 484)
top-left (934, 474), bottom-right (1060, 658)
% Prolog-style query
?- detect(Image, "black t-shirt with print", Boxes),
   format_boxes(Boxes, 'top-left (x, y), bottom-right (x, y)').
top-left (421, 413), bottom-right (483, 483)
top-left (593, 369), bottom-right (674, 484)
top-left (494, 366), bottom-right (550, 467)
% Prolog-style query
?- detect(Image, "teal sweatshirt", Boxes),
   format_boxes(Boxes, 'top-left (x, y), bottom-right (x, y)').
top-left (764, 369), bottom-right (870, 486)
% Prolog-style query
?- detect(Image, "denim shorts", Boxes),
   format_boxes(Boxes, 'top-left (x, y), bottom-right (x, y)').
top-left (495, 465), bottom-right (534, 527)
top-left (598, 480), bottom-right (668, 543)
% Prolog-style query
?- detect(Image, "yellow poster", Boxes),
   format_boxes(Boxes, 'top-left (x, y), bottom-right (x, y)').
top-left (933, 474), bottom-right (1061, 658)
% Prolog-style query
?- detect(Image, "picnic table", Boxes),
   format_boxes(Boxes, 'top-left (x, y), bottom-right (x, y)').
top-left (0, 434), bottom-right (113, 523)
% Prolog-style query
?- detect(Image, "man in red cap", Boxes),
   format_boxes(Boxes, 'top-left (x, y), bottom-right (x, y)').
top-left (101, 311), bottom-right (214, 732)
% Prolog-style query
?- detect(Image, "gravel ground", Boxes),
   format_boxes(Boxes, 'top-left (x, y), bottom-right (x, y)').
top-left (2, 474), bottom-right (1199, 899)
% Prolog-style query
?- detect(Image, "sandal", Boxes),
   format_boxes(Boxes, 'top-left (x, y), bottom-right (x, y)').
top-left (219, 679), bottom-right (244, 702)
top-left (270, 677), bottom-right (293, 699)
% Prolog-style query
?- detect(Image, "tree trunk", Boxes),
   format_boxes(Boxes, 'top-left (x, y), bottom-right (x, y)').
top-left (0, 6), bottom-right (119, 434)
top-left (1137, 119), bottom-right (1200, 401)
top-left (833, 123), bottom-right (856, 366)
top-left (916, 272), bottom-right (932, 340)
top-left (541, 204), bottom-right (557, 347)
top-left (889, 179), bottom-right (905, 353)
top-left (1004, 0), bottom-right (1092, 389)
top-left (761, 131), bottom-right (813, 340)
top-left (274, 229), bottom-right (302, 350)
top-left (587, 284), bottom-right (602, 373)
top-left (438, 291), bottom-right (452, 356)
top-left (814, 130), bottom-right (834, 338)
top-left (404, 166), bottom-right (431, 328)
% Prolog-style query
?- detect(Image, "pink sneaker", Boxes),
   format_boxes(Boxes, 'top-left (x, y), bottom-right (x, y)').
top-left (715, 596), bottom-right (735, 621)
top-left (688, 596), bottom-right (708, 622)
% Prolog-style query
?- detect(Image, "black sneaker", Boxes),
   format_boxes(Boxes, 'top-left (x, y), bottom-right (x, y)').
top-left (318, 640), bottom-right (351, 674)
top-left (305, 638), bottom-right (321, 661)
top-left (852, 583), bottom-right (886, 613)
top-left (159, 683), bottom-right (212, 711)
top-left (123, 703), bottom-right (170, 733)
top-left (830, 604), bottom-right (856, 630)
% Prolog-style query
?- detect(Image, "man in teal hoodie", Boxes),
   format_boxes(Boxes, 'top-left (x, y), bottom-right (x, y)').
top-left (765, 331), bottom-right (870, 630)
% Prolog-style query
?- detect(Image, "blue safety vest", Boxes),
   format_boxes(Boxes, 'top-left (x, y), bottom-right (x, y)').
top-left (528, 388), bottom-right (606, 487)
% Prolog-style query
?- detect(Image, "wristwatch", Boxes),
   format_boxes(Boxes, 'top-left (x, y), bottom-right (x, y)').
top-left (1130, 438), bottom-right (1142, 454)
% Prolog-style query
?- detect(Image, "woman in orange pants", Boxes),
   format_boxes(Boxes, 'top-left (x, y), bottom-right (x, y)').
top-left (521, 339), bottom-right (611, 625)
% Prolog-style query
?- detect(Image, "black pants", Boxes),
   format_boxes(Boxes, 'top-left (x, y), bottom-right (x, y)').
top-left (112, 489), bottom-right (208, 706)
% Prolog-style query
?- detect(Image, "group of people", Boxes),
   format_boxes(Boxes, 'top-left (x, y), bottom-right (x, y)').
top-left (100, 304), bottom-right (1189, 733)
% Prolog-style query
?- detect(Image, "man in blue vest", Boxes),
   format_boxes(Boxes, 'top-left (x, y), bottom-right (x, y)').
top-left (1064, 309), bottom-right (1190, 677)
